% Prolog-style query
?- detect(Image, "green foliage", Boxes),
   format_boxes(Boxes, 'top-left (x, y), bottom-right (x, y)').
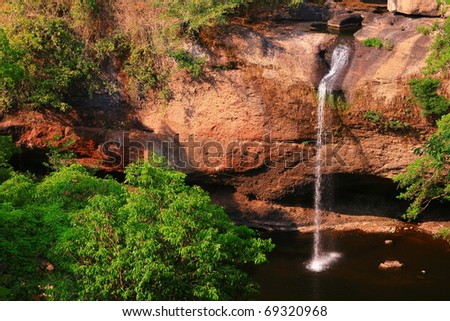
top-left (363, 110), bottom-right (382, 123)
top-left (416, 25), bottom-right (432, 36)
top-left (362, 37), bottom-right (383, 49)
top-left (169, 49), bottom-right (206, 78)
top-left (363, 111), bottom-right (410, 132)
top-left (394, 114), bottom-right (450, 220)
top-left (425, 17), bottom-right (450, 74)
top-left (0, 29), bottom-right (25, 110)
top-left (2, 14), bottom-right (95, 111)
top-left (2, 0), bottom-right (305, 108)
top-left (0, 173), bottom-right (36, 207)
top-left (327, 94), bottom-right (350, 113)
top-left (123, 46), bottom-right (163, 98)
top-left (35, 164), bottom-right (123, 211)
top-left (0, 136), bottom-right (19, 182)
top-left (0, 154), bottom-right (44, 299)
top-left (164, 0), bottom-right (249, 33)
top-left (0, 136), bottom-right (19, 168)
top-left (409, 78), bottom-right (449, 116)
top-left (0, 156), bottom-right (273, 300)
top-left (434, 227), bottom-right (450, 241)
top-left (386, 119), bottom-right (410, 131)
top-left (432, 21), bottom-right (441, 31)
top-left (51, 159), bottom-right (273, 300)
top-left (43, 137), bottom-right (76, 171)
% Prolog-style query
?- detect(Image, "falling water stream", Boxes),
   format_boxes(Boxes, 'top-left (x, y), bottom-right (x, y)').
top-left (306, 44), bottom-right (350, 272)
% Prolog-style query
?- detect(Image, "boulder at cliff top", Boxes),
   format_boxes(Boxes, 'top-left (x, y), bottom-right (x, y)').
top-left (388, 0), bottom-right (441, 17)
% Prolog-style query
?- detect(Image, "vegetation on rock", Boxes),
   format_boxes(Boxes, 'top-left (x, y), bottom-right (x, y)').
top-left (394, 114), bottom-right (450, 220)
top-left (0, 0), bottom-right (302, 108)
top-left (397, 17), bottom-right (450, 220)
top-left (362, 37), bottom-right (384, 49)
top-left (363, 110), bottom-right (411, 132)
top-left (409, 78), bottom-right (449, 117)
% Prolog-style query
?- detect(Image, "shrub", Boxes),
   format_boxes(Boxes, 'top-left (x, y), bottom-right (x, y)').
top-left (416, 25), bottom-right (432, 36)
top-left (394, 114), bottom-right (450, 220)
top-left (385, 119), bottom-right (410, 131)
top-left (362, 37), bottom-right (383, 49)
top-left (434, 227), bottom-right (450, 241)
top-left (363, 110), bottom-right (383, 123)
top-left (409, 78), bottom-right (449, 116)
top-left (3, 15), bottom-right (95, 111)
top-left (327, 94), bottom-right (350, 113)
top-left (0, 29), bottom-right (25, 110)
top-left (425, 18), bottom-right (450, 74)
top-left (169, 49), bottom-right (206, 79)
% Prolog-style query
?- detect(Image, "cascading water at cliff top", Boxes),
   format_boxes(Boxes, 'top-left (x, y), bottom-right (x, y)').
top-left (306, 44), bottom-right (350, 273)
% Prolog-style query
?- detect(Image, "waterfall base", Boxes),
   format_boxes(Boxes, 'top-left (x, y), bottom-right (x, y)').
top-left (306, 252), bottom-right (342, 272)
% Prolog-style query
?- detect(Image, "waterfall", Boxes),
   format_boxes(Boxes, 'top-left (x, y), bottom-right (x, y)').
top-left (306, 44), bottom-right (350, 272)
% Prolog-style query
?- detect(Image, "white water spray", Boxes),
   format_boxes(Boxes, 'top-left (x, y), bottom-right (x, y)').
top-left (306, 44), bottom-right (350, 272)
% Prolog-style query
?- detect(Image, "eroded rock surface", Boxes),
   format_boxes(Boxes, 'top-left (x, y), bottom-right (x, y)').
top-left (388, 0), bottom-right (441, 17)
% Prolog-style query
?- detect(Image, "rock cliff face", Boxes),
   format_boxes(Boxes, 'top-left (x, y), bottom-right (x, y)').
top-left (136, 14), bottom-right (435, 203)
top-left (0, 8), bottom-right (444, 229)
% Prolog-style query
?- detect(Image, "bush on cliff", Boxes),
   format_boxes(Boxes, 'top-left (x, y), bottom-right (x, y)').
top-left (394, 114), bottom-right (450, 220)
top-left (409, 78), bottom-right (449, 117)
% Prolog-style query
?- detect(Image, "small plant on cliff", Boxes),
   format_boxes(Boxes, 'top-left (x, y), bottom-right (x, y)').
top-left (434, 227), bottom-right (450, 242)
top-left (362, 37), bottom-right (384, 49)
top-left (385, 119), bottom-right (411, 131)
top-left (363, 111), bottom-right (410, 132)
top-left (169, 49), bottom-right (206, 79)
top-left (425, 17), bottom-right (450, 74)
top-left (327, 94), bottom-right (350, 113)
top-left (363, 110), bottom-right (383, 123)
top-left (409, 78), bottom-right (449, 116)
top-left (393, 114), bottom-right (450, 220)
top-left (416, 25), bottom-right (432, 36)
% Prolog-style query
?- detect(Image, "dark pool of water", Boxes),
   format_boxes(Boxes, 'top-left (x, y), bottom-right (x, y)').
top-left (248, 230), bottom-right (450, 301)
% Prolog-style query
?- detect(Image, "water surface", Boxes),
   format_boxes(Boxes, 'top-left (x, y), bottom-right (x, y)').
top-left (249, 230), bottom-right (450, 300)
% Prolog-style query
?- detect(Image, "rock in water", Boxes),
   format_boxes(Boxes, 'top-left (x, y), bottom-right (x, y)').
top-left (378, 260), bottom-right (404, 270)
top-left (384, 239), bottom-right (394, 245)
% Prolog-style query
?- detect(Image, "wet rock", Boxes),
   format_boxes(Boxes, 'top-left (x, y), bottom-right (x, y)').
top-left (388, 0), bottom-right (441, 17)
top-left (384, 239), bottom-right (394, 245)
top-left (378, 260), bottom-right (404, 270)
top-left (328, 13), bottom-right (363, 30)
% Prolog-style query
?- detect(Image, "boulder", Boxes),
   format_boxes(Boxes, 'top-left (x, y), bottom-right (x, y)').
top-left (328, 13), bottom-right (363, 30)
top-left (378, 260), bottom-right (404, 270)
top-left (388, 0), bottom-right (441, 17)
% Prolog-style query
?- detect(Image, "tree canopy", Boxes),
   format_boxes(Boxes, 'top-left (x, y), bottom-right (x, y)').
top-left (0, 142), bottom-right (273, 300)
